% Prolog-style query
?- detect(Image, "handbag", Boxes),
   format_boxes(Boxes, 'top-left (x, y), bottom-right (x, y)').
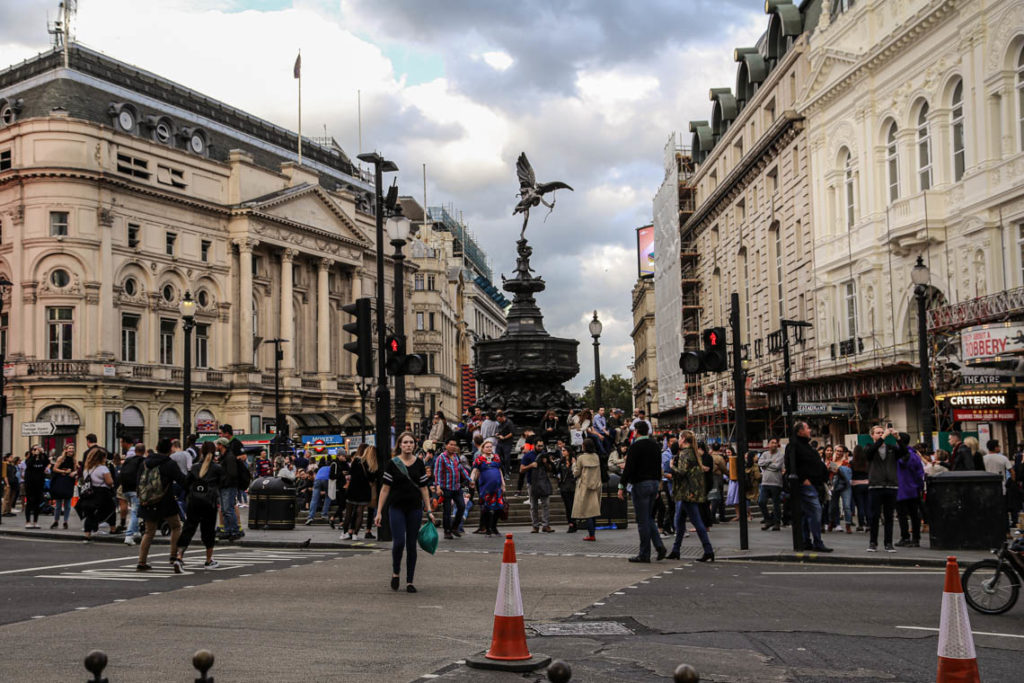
top-left (417, 517), bottom-right (438, 554)
top-left (569, 429), bottom-right (584, 446)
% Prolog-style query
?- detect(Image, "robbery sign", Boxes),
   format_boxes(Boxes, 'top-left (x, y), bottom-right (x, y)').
top-left (960, 322), bottom-right (1024, 363)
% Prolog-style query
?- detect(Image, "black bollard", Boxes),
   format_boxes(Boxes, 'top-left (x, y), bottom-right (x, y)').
top-left (193, 649), bottom-right (215, 682)
top-left (547, 659), bottom-right (572, 683)
top-left (673, 663), bottom-right (699, 682)
top-left (84, 650), bottom-right (109, 683)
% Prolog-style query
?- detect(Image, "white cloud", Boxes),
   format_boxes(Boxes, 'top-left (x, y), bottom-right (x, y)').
top-left (481, 50), bottom-right (513, 71)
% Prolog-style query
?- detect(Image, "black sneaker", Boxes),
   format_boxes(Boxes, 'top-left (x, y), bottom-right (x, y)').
top-left (812, 545), bottom-right (834, 553)
top-left (867, 543), bottom-right (878, 552)
top-left (627, 556), bottom-right (651, 563)
top-left (666, 551), bottom-right (681, 560)
top-left (884, 544), bottom-right (896, 553)
top-left (894, 538), bottom-right (911, 547)
top-left (656, 547), bottom-right (667, 561)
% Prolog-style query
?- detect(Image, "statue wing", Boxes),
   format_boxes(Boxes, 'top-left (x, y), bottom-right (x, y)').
top-left (536, 181), bottom-right (573, 194)
top-left (516, 153), bottom-right (536, 189)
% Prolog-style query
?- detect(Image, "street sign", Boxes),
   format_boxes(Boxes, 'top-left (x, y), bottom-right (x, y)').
top-left (21, 421), bottom-right (56, 436)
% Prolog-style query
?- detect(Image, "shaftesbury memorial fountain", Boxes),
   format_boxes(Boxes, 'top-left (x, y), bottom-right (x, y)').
top-left (474, 153), bottom-right (581, 427)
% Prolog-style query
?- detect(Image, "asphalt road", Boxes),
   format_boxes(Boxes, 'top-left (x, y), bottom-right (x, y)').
top-left (0, 535), bottom-right (362, 625)
top-left (430, 560), bottom-right (1024, 682)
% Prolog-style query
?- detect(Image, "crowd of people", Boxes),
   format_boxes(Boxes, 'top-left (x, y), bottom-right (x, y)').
top-left (4, 408), bottom-right (1022, 590)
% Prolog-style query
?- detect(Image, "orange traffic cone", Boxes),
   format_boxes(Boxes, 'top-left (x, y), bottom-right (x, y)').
top-left (936, 556), bottom-right (980, 683)
top-left (486, 534), bottom-right (531, 661)
top-left (466, 534), bottom-right (550, 672)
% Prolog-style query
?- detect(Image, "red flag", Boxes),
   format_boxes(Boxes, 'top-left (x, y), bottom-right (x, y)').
top-left (293, 52), bottom-right (301, 79)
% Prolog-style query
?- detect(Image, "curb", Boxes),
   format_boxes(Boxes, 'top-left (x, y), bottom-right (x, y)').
top-left (724, 551), bottom-right (952, 568)
top-left (0, 528), bottom-right (381, 551)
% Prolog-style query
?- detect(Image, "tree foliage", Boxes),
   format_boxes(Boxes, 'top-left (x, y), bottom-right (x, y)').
top-left (580, 373), bottom-right (633, 412)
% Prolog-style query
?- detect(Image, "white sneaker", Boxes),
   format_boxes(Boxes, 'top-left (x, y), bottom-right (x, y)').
top-left (204, 560), bottom-right (220, 570)
top-left (124, 536), bottom-right (135, 546)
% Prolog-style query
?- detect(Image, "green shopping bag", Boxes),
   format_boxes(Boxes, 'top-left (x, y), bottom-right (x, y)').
top-left (418, 517), bottom-right (438, 555)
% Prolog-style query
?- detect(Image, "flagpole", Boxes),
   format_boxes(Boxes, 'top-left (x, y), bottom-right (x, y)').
top-left (297, 49), bottom-right (302, 166)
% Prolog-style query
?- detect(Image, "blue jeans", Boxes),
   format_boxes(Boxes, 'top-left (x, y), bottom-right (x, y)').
top-left (124, 491), bottom-right (140, 536)
top-left (308, 479), bottom-right (331, 520)
top-left (389, 506), bottom-right (422, 582)
top-left (584, 516), bottom-right (597, 536)
top-left (220, 487), bottom-right (240, 534)
top-left (829, 486), bottom-right (853, 527)
top-left (758, 484), bottom-right (783, 526)
top-left (671, 501), bottom-right (713, 555)
top-left (52, 498), bottom-right (72, 523)
top-left (631, 480), bottom-right (666, 559)
top-left (800, 484), bottom-right (824, 548)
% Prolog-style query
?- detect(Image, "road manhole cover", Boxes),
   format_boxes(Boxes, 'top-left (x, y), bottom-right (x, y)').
top-left (532, 621), bottom-right (633, 636)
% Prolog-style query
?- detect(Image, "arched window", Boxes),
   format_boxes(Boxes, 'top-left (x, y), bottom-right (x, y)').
top-left (917, 103), bottom-right (933, 191)
top-left (886, 122), bottom-right (900, 202)
top-left (1017, 47), bottom-right (1024, 151)
top-left (951, 80), bottom-right (965, 181)
top-left (843, 150), bottom-right (855, 229)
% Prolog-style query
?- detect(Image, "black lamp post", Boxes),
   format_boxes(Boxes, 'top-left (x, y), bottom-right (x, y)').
top-left (912, 256), bottom-right (934, 445)
top-left (357, 152), bottom-right (399, 473)
top-left (387, 206), bottom-right (412, 432)
top-left (0, 276), bottom-right (12, 463)
top-left (589, 310), bottom-right (603, 408)
top-left (265, 338), bottom-right (288, 453)
top-left (178, 291), bottom-right (196, 440)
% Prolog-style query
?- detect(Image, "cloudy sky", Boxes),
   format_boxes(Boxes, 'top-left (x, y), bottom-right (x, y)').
top-left (0, 0), bottom-right (766, 393)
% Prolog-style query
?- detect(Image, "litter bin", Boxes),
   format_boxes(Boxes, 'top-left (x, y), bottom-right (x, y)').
top-left (248, 476), bottom-right (297, 530)
top-left (926, 471), bottom-right (1004, 550)
top-left (598, 475), bottom-right (628, 529)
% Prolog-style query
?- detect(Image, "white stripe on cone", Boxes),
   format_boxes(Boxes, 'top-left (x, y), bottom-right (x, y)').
top-left (937, 592), bottom-right (977, 660)
top-left (494, 562), bottom-right (524, 617)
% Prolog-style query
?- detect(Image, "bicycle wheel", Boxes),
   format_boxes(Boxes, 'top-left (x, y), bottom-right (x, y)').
top-left (962, 559), bottom-right (1020, 615)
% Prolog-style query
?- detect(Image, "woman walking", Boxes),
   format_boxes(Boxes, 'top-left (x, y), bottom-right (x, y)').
top-left (341, 445), bottom-right (372, 541)
top-left (177, 442), bottom-right (224, 569)
top-left (828, 445), bottom-right (854, 533)
top-left (556, 445), bottom-right (578, 533)
top-left (22, 447), bottom-right (49, 528)
top-left (78, 446), bottom-right (115, 542)
top-left (375, 432), bottom-right (434, 593)
top-left (744, 450), bottom-right (760, 521)
top-left (571, 439), bottom-right (602, 541)
top-left (49, 444), bottom-right (77, 529)
top-left (668, 430), bottom-right (714, 562)
top-left (471, 438), bottom-right (505, 537)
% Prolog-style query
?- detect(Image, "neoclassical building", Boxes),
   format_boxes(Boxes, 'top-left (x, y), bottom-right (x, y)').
top-left (800, 0), bottom-right (1024, 444)
top-left (0, 44), bottom-right (415, 455)
top-left (630, 275), bottom-right (658, 420)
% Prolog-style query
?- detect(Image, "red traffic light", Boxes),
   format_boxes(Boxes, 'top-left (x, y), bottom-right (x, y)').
top-left (708, 331), bottom-right (718, 346)
top-left (389, 339), bottom-right (399, 352)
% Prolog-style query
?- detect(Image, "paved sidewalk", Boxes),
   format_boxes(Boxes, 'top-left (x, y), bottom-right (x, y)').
top-left (0, 511), bottom-right (998, 567)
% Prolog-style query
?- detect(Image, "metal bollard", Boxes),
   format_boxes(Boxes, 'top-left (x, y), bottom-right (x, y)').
top-left (547, 659), bottom-right (572, 682)
top-left (193, 649), bottom-right (215, 682)
top-left (674, 663), bottom-right (699, 682)
top-left (83, 650), bottom-right (109, 683)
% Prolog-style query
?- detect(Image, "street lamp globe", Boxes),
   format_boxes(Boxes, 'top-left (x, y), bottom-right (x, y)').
top-left (386, 211), bottom-right (412, 244)
top-left (179, 290), bottom-right (197, 320)
top-left (911, 256), bottom-right (930, 286)
top-left (589, 310), bottom-right (603, 339)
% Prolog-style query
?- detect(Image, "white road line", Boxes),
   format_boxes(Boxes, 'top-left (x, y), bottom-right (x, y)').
top-left (0, 548), bottom-right (209, 575)
top-left (36, 575), bottom-right (147, 582)
top-left (761, 571), bottom-right (943, 575)
top-left (896, 626), bottom-right (1024, 639)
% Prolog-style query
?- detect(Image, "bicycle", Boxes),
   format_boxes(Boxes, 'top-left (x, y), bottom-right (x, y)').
top-left (961, 538), bottom-right (1024, 615)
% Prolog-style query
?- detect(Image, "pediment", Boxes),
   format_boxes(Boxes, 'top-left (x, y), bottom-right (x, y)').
top-left (242, 185), bottom-right (369, 246)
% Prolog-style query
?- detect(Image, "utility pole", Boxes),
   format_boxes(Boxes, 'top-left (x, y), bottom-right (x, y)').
top-left (730, 293), bottom-right (748, 551)
top-left (778, 318), bottom-right (811, 551)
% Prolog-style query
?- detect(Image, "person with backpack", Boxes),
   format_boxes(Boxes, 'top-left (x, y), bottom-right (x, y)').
top-left (828, 445), bottom-right (853, 534)
top-left (136, 438), bottom-right (188, 572)
top-left (49, 443), bottom-right (77, 530)
top-left (118, 440), bottom-right (144, 545)
top-left (667, 430), bottom-right (715, 562)
top-left (520, 437), bottom-right (554, 533)
top-left (176, 441), bottom-right (224, 569)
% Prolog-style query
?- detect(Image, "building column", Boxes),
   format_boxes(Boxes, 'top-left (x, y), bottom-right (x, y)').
top-left (97, 210), bottom-right (116, 359)
top-left (234, 239), bottom-right (257, 367)
top-left (347, 269), bottom-right (361, 376)
top-left (280, 249), bottom-right (296, 371)
top-left (317, 258), bottom-right (332, 375)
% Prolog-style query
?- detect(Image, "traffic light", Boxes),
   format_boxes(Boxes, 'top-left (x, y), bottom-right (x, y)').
top-left (678, 326), bottom-right (729, 374)
top-left (385, 334), bottom-right (427, 376)
top-left (342, 297), bottom-right (373, 377)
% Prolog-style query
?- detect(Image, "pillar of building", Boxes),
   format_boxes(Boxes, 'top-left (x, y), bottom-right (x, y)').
top-left (235, 239), bottom-right (257, 367)
top-left (317, 258), bottom-right (332, 375)
top-left (280, 249), bottom-right (296, 371)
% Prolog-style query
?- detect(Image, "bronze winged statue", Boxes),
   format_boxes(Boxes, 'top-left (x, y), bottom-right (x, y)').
top-left (513, 152), bottom-right (573, 238)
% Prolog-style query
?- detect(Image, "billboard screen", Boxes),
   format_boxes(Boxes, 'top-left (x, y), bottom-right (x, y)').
top-left (636, 225), bottom-right (654, 278)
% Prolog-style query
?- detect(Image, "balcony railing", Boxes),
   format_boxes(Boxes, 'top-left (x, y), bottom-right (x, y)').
top-left (928, 286), bottom-right (1024, 332)
top-left (25, 360), bottom-right (89, 376)
top-left (301, 377), bottom-right (320, 389)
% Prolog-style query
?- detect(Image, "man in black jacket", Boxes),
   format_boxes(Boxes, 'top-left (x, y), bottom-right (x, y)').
top-left (618, 421), bottom-right (668, 563)
top-left (787, 422), bottom-right (832, 552)
top-left (495, 412), bottom-right (516, 475)
top-left (949, 432), bottom-right (975, 471)
top-left (216, 427), bottom-right (248, 541)
top-left (864, 425), bottom-right (908, 552)
top-left (137, 438), bottom-right (187, 572)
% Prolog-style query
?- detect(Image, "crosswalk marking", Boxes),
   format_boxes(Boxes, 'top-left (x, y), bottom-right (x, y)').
top-left (33, 549), bottom-right (341, 582)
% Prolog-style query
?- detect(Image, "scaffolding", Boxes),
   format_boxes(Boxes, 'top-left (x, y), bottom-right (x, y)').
top-left (426, 204), bottom-right (492, 283)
